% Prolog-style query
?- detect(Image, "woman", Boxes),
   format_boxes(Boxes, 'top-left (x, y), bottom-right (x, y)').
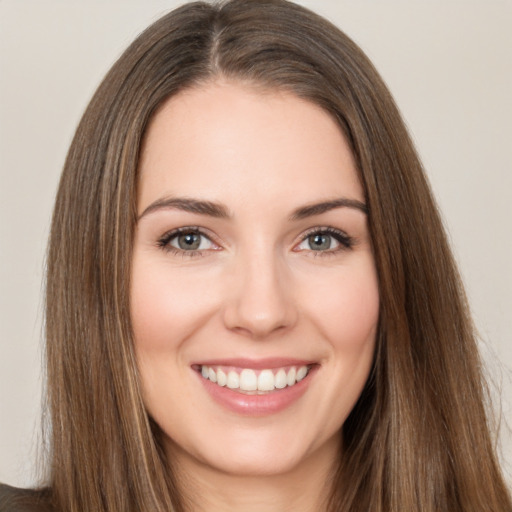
top-left (1, 0), bottom-right (510, 510)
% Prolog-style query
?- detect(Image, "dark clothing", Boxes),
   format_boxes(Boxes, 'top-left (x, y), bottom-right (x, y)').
top-left (0, 484), bottom-right (53, 512)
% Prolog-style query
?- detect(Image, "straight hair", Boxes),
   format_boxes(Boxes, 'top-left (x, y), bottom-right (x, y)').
top-left (40, 0), bottom-right (511, 510)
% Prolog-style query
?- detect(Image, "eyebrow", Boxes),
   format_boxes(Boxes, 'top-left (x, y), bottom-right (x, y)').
top-left (138, 197), bottom-right (231, 220)
top-left (290, 198), bottom-right (367, 220)
top-left (138, 196), bottom-right (367, 221)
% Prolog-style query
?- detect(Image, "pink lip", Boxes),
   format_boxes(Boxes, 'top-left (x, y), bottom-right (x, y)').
top-left (194, 361), bottom-right (318, 416)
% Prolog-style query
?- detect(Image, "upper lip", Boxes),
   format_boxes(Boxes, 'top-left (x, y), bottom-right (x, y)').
top-left (192, 357), bottom-right (316, 370)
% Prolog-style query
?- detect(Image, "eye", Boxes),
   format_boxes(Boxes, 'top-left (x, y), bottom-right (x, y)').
top-left (304, 233), bottom-right (336, 251)
top-left (295, 228), bottom-right (353, 254)
top-left (158, 228), bottom-right (218, 254)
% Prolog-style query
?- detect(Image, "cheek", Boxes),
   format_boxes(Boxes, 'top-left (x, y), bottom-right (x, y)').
top-left (309, 260), bottom-right (379, 422)
top-left (302, 258), bottom-right (380, 352)
top-left (130, 259), bottom-right (218, 353)
top-left (130, 259), bottom-right (213, 418)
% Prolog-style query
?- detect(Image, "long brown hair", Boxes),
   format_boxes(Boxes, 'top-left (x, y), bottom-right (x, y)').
top-left (42, 1), bottom-right (511, 510)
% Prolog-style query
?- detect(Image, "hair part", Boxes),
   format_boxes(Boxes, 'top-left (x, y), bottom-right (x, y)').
top-left (42, 1), bottom-right (511, 511)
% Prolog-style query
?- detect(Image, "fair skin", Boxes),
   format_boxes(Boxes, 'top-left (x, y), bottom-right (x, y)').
top-left (131, 80), bottom-right (379, 511)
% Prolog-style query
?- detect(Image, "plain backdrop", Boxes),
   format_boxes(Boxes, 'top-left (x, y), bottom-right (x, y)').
top-left (1, 0), bottom-right (511, 488)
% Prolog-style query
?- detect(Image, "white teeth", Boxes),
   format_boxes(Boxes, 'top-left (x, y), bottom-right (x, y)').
top-left (217, 368), bottom-right (227, 387)
top-left (257, 369), bottom-right (275, 391)
top-left (239, 369), bottom-right (258, 391)
top-left (296, 366), bottom-right (308, 381)
top-left (200, 364), bottom-right (310, 392)
top-left (286, 367), bottom-right (296, 386)
top-left (275, 369), bottom-right (287, 389)
top-left (227, 371), bottom-right (239, 389)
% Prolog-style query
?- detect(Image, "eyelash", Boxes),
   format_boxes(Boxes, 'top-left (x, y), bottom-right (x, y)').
top-left (157, 226), bottom-right (216, 257)
top-left (156, 226), bottom-right (354, 257)
top-left (297, 227), bottom-right (354, 256)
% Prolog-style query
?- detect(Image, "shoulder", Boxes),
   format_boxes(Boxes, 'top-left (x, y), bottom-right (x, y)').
top-left (0, 484), bottom-right (54, 512)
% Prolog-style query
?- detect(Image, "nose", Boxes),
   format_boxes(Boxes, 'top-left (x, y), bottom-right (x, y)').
top-left (222, 250), bottom-right (298, 339)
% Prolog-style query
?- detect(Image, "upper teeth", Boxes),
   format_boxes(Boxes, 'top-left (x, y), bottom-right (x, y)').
top-left (201, 365), bottom-right (309, 392)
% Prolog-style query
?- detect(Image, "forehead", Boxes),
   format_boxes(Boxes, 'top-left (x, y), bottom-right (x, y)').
top-left (137, 80), bottom-right (363, 213)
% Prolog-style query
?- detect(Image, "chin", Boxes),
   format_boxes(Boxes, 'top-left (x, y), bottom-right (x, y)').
top-left (164, 425), bottom-right (339, 480)
top-left (208, 449), bottom-right (304, 478)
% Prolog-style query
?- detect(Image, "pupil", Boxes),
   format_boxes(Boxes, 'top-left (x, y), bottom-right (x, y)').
top-left (309, 234), bottom-right (331, 251)
top-left (178, 232), bottom-right (200, 250)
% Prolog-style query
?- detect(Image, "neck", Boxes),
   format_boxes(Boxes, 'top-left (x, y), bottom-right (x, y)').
top-left (171, 438), bottom-right (340, 512)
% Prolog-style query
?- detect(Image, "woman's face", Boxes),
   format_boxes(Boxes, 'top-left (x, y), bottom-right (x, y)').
top-left (131, 81), bottom-right (379, 478)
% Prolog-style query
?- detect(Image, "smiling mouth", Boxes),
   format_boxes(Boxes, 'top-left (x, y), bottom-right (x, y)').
top-left (196, 364), bottom-right (311, 394)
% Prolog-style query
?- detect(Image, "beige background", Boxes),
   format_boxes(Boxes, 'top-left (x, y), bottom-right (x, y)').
top-left (1, 0), bottom-right (511, 487)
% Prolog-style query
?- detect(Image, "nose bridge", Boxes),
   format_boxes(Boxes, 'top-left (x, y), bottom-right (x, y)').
top-left (223, 243), bottom-right (297, 338)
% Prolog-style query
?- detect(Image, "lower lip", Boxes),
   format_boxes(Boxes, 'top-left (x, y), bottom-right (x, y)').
top-left (196, 368), bottom-right (316, 416)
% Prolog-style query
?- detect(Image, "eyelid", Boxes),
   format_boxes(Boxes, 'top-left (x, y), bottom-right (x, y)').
top-left (157, 226), bottom-right (222, 254)
top-left (293, 226), bottom-right (354, 253)
top-left (155, 225), bottom-right (353, 257)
